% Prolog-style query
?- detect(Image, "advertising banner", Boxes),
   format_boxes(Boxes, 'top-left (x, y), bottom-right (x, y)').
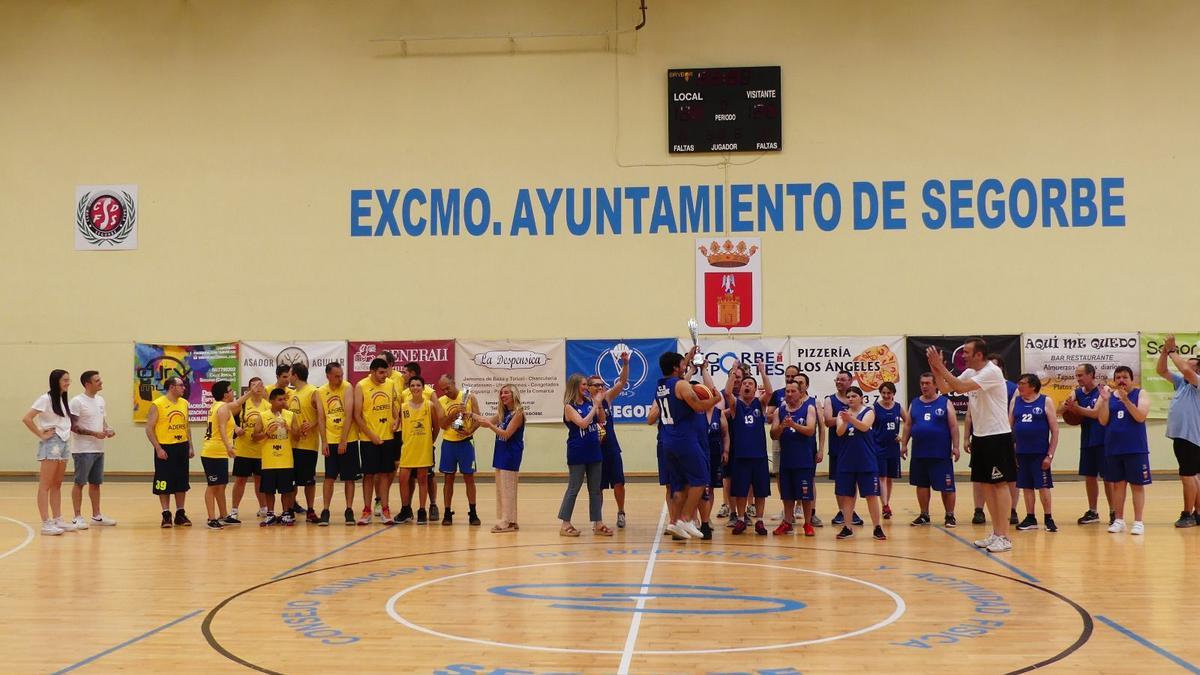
top-left (456, 339), bottom-right (566, 422)
top-left (1022, 333), bottom-right (1139, 412)
top-left (346, 340), bottom-right (455, 392)
top-left (133, 342), bottom-right (239, 422)
top-left (788, 336), bottom-right (906, 405)
top-left (565, 338), bottom-right (678, 423)
top-left (240, 341), bottom-right (346, 388)
top-left (905, 335), bottom-right (1020, 414)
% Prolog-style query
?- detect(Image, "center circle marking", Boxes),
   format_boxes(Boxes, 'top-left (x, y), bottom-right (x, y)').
top-left (385, 559), bottom-right (906, 655)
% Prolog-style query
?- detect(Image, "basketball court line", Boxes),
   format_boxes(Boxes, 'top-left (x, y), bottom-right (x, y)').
top-left (0, 515), bottom-right (35, 562)
top-left (1096, 615), bottom-right (1200, 673)
top-left (271, 523), bottom-right (398, 579)
top-left (51, 608), bottom-right (204, 674)
top-left (931, 524), bottom-right (1040, 583)
top-left (616, 504), bottom-right (666, 674)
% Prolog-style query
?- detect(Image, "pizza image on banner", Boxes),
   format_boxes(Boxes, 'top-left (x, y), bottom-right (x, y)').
top-left (789, 336), bottom-right (906, 406)
top-left (695, 238), bottom-right (762, 334)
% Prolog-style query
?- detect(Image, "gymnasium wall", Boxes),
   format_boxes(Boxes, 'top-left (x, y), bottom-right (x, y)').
top-left (2, 0), bottom-right (1198, 474)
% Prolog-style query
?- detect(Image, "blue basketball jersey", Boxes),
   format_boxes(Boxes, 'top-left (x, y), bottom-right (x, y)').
top-left (909, 396), bottom-right (952, 460)
top-left (656, 377), bottom-right (696, 439)
top-left (838, 407), bottom-right (877, 473)
top-left (1104, 388), bottom-right (1149, 456)
top-left (826, 394), bottom-right (849, 455)
top-left (564, 399), bottom-right (602, 465)
top-left (872, 401), bottom-right (903, 459)
top-left (730, 398), bottom-right (767, 459)
top-left (600, 400), bottom-right (621, 455)
top-left (1012, 394), bottom-right (1051, 455)
top-left (1075, 386), bottom-right (1104, 448)
top-left (778, 398), bottom-right (817, 470)
top-left (706, 407), bottom-right (723, 455)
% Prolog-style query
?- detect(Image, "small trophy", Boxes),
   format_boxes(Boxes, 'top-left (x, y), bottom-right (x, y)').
top-left (451, 386), bottom-right (472, 431)
top-left (687, 318), bottom-right (704, 366)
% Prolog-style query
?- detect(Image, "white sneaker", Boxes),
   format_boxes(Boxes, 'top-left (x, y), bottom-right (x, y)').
top-left (41, 520), bottom-right (63, 536)
top-left (680, 521), bottom-right (704, 539)
top-left (1131, 521), bottom-right (1145, 535)
top-left (1108, 519), bottom-right (1126, 533)
top-left (986, 536), bottom-right (1013, 553)
top-left (665, 522), bottom-right (691, 539)
top-left (230, 508), bottom-right (239, 518)
top-left (794, 506), bottom-right (804, 520)
top-left (71, 516), bottom-right (90, 530)
top-left (746, 505), bottom-right (757, 518)
top-left (54, 517), bottom-right (77, 532)
top-left (256, 507), bottom-right (269, 518)
top-left (91, 514), bottom-right (117, 526)
top-left (973, 533), bottom-right (997, 548)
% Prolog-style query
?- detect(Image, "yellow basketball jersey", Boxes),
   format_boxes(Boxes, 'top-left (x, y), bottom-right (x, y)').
top-left (261, 409), bottom-right (295, 470)
top-left (318, 381), bottom-right (358, 444)
top-left (201, 402), bottom-right (233, 459)
top-left (439, 390), bottom-right (473, 442)
top-left (288, 383), bottom-right (320, 449)
top-left (400, 399), bottom-right (434, 459)
top-left (152, 395), bottom-right (188, 445)
top-left (359, 377), bottom-right (395, 441)
top-left (237, 397), bottom-right (272, 459)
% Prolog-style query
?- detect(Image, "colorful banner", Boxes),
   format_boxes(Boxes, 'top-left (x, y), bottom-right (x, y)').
top-left (565, 338), bottom-right (678, 423)
top-left (788, 336), bottom-right (906, 405)
top-left (1140, 333), bottom-right (1200, 419)
top-left (695, 237), bottom-right (762, 334)
top-left (455, 339), bottom-right (566, 423)
top-left (1022, 333), bottom-right (1139, 412)
top-left (133, 342), bottom-right (239, 422)
top-left (239, 341), bottom-right (347, 388)
top-left (685, 336), bottom-right (791, 394)
top-left (905, 335), bottom-right (1020, 414)
top-left (346, 340), bottom-right (455, 392)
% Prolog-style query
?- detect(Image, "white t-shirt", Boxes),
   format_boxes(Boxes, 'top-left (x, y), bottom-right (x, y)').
top-left (70, 393), bottom-right (107, 454)
top-left (31, 393), bottom-right (73, 441)
top-left (962, 362), bottom-right (1011, 437)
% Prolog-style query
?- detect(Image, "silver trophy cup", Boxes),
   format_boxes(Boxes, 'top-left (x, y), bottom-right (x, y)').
top-left (451, 386), bottom-right (472, 431)
top-left (687, 318), bottom-right (704, 366)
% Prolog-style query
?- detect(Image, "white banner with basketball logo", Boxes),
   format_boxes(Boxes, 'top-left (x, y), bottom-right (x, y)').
top-left (683, 336), bottom-right (791, 395)
top-left (455, 339), bottom-right (566, 423)
top-left (239, 341), bottom-right (347, 388)
top-left (695, 237), bottom-right (762, 334)
top-left (788, 336), bottom-right (906, 405)
top-left (76, 184), bottom-right (138, 250)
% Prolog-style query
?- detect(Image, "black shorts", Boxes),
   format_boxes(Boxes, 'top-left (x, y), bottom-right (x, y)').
top-left (231, 456), bottom-right (262, 478)
top-left (201, 457), bottom-right (229, 486)
top-left (152, 442), bottom-right (191, 494)
top-left (360, 440), bottom-right (390, 475)
top-left (388, 437), bottom-right (402, 465)
top-left (293, 448), bottom-right (319, 487)
top-left (260, 467), bottom-right (296, 494)
top-left (1174, 438), bottom-right (1200, 477)
top-left (325, 441), bottom-right (363, 481)
top-left (969, 433), bottom-right (1017, 484)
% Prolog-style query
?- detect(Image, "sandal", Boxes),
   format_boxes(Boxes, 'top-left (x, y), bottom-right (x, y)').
top-left (491, 522), bottom-right (516, 533)
top-left (559, 524), bottom-right (581, 537)
top-left (593, 524), bottom-right (614, 536)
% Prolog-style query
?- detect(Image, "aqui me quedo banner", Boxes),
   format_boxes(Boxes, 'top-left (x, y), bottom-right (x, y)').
top-left (1140, 332), bottom-right (1200, 419)
top-left (905, 335), bottom-right (1020, 414)
top-left (1021, 333), bottom-right (1139, 413)
top-left (133, 342), bottom-right (239, 422)
top-left (239, 341), bottom-right (347, 389)
top-left (565, 338), bottom-right (678, 424)
top-left (455, 339), bottom-right (566, 423)
top-left (346, 340), bottom-right (455, 393)
top-left (788, 336), bottom-right (905, 406)
top-left (683, 337), bottom-right (791, 395)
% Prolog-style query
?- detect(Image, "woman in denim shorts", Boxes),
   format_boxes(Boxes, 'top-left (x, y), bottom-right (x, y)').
top-left (22, 369), bottom-right (76, 536)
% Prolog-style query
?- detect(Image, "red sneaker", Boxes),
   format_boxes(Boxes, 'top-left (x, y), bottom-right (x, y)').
top-left (754, 520), bottom-right (768, 536)
top-left (883, 505), bottom-right (893, 520)
top-left (732, 519), bottom-right (747, 535)
top-left (773, 521), bottom-right (793, 536)
top-left (803, 523), bottom-right (815, 537)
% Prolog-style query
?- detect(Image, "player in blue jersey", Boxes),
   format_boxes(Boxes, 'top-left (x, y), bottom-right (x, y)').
top-left (771, 378), bottom-right (820, 536)
top-left (702, 404), bottom-right (729, 540)
top-left (835, 387), bottom-right (885, 540)
top-left (724, 360), bottom-right (774, 535)
top-left (872, 382), bottom-right (906, 520)
top-left (1010, 374), bottom-right (1059, 532)
top-left (1062, 363), bottom-right (1114, 525)
top-left (589, 353), bottom-right (631, 528)
top-left (558, 374), bottom-right (611, 538)
top-left (902, 373), bottom-right (960, 527)
top-left (656, 349), bottom-right (721, 540)
top-left (824, 371), bottom-right (861, 526)
top-left (1097, 366), bottom-right (1151, 535)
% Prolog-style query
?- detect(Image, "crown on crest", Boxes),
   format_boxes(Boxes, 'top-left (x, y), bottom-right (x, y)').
top-left (699, 240), bottom-right (758, 268)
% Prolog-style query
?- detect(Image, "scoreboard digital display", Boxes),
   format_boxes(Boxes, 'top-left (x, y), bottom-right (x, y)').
top-left (667, 66), bottom-right (781, 154)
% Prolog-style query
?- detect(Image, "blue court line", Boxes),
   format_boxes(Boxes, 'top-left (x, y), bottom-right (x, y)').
top-left (52, 608), bottom-right (203, 674)
top-left (1097, 615), bottom-right (1200, 673)
top-left (272, 524), bottom-right (396, 579)
top-left (931, 525), bottom-right (1040, 583)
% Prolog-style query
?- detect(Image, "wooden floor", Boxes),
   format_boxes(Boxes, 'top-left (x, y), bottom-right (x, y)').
top-left (3, 478), bottom-right (1198, 674)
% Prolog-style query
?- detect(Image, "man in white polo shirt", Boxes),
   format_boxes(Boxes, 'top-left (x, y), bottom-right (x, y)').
top-left (69, 370), bottom-right (117, 529)
top-left (927, 338), bottom-right (1016, 552)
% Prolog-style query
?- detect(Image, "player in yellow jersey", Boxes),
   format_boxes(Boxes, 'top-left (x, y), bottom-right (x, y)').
top-left (288, 363), bottom-right (322, 523)
top-left (354, 357), bottom-right (397, 525)
top-left (317, 362), bottom-right (361, 526)
top-left (256, 388), bottom-right (301, 526)
top-left (400, 360), bottom-right (440, 521)
top-left (270, 364), bottom-right (292, 402)
top-left (232, 378), bottom-right (271, 521)
top-left (437, 374), bottom-right (482, 526)
top-left (376, 351), bottom-right (405, 518)
top-left (145, 376), bottom-right (192, 528)
top-left (200, 380), bottom-right (251, 529)
top-left (395, 376), bottom-right (446, 525)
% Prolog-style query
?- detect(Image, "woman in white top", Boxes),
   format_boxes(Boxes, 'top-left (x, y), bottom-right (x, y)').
top-left (22, 370), bottom-right (76, 536)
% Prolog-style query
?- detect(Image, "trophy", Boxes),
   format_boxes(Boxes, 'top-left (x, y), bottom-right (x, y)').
top-left (609, 342), bottom-right (630, 376)
top-left (687, 318), bottom-right (704, 366)
top-left (451, 386), bottom-right (472, 431)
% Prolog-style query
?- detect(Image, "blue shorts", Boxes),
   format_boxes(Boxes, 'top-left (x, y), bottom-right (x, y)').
top-left (656, 439), bottom-right (671, 486)
top-left (730, 457), bottom-right (771, 498)
top-left (665, 437), bottom-right (708, 492)
top-left (708, 445), bottom-right (724, 488)
top-left (1078, 444), bottom-right (1104, 477)
top-left (909, 457), bottom-right (956, 492)
top-left (1104, 453), bottom-right (1152, 486)
top-left (835, 471), bottom-right (880, 498)
top-left (877, 456), bottom-right (901, 479)
top-left (439, 438), bottom-right (477, 474)
top-left (826, 450), bottom-right (838, 481)
top-left (1017, 454), bottom-right (1054, 490)
top-left (601, 450), bottom-right (625, 488)
top-left (779, 467), bottom-right (815, 501)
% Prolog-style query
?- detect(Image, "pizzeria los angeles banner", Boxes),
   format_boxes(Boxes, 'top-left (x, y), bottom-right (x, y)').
top-left (133, 342), bottom-right (239, 422)
top-left (905, 335), bottom-right (1020, 414)
top-left (788, 336), bottom-right (906, 405)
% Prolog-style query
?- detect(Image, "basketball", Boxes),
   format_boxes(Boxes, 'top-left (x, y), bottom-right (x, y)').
top-left (1062, 408), bottom-right (1084, 426)
top-left (693, 383), bottom-right (714, 400)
